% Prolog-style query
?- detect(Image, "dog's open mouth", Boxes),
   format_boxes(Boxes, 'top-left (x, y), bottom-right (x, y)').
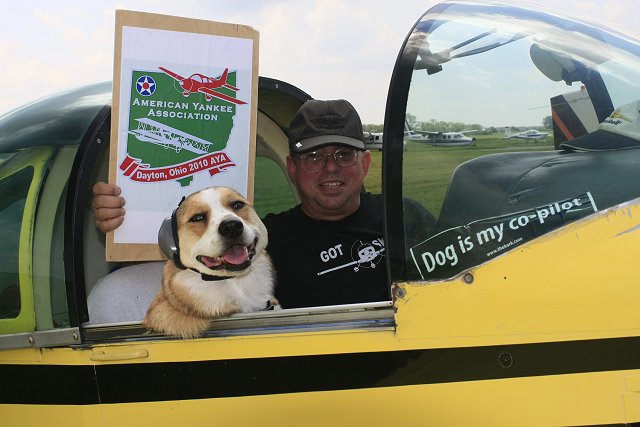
top-left (197, 239), bottom-right (257, 271)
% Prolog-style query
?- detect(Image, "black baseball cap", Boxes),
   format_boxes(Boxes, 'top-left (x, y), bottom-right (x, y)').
top-left (560, 99), bottom-right (640, 151)
top-left (288, 99), bottom-right (366, 153)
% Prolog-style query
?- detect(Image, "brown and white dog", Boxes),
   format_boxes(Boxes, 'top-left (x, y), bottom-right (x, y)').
top-left (144, 187), bottom-right (277, 338)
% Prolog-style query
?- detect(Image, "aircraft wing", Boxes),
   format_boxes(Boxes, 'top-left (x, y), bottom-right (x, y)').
top-left (222, 83), bottom-right (239, 91)
top-left (504, 131), bottom-right (524, 139)
top-left (412, 130), bottom-right (440, 135)
top-left (159, 67), bottom-right (186, 81)
top-left (198, 87), bottom-right (247, 105)
top-left (505, 130), bottom-right (548, 140)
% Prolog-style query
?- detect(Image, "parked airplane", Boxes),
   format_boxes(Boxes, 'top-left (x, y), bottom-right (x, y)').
top-left (159, 66), bottom-right (246, 105)
top-left (405, 127), bottom-right (477, 146)
top-left (427, 130), bottom-right (477, 147)
top-left (503, 127), bottom-right (550, 141)
top-left (404, 121), bottom-right (477, 146)
top-left (404, 127), bottom-right (430, 143)
top-left (365, 131), bottom-right (408, 151)
top-left (363, 131), bottom-right (383, 150)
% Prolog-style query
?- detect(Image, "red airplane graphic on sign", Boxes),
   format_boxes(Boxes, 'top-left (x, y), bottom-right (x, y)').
top-left (159, 67), bottom-right (246, 105)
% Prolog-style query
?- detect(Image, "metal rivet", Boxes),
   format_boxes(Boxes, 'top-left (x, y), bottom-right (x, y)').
top-left (27, 336), bottom-right (34, 344)
top-left (498, 352), bottom-right (514, 369)
top-left (463, 273), bottom-right (474, 284)
top-left (395, 287), bottom-right (407, 299)
top-left (72, 333), bottom-right (79, 341)
top-left (96, 138), bottom-right (102, 144)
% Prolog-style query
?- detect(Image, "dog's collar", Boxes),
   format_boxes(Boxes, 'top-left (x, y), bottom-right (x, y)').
top-left (188, 268), bottom-right (229, 281)
top-left (184, 256), bottom-right (254, 280)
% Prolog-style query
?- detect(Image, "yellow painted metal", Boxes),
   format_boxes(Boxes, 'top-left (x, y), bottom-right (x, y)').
top-left (0, 405), bottom-right (103, 427)
top-left (0, 328), bottom-right (398, 366)
top-left (89, 349), bottom-right (149, 361)
top-left (395, 198), bottom-right (640, 348)
top-left (1, 200), bottom-right (640, 425)
top-left (625, 376), bottom-right (640, 422)
top-left (1, 369), bottom-right (637, 426)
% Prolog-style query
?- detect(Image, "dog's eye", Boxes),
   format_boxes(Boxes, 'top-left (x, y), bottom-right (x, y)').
top-left (189, 213), bottom-right (206, 222)
top-left (230, 200), bottom-right (245, 210)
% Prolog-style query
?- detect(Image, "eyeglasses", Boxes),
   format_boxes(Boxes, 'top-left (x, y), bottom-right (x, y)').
top-left (295, 148), bottom-right (360, 172)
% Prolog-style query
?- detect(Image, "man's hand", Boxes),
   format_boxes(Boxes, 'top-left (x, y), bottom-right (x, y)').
top-left (92, 181), bottom-right (126, 234)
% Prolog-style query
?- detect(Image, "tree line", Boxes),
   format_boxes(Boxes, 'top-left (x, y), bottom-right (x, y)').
top-left (363, 113), bottom-right (553, 134)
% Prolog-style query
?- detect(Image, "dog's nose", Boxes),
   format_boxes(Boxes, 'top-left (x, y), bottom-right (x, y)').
top-left (219, 219), bottom-right (244, 238)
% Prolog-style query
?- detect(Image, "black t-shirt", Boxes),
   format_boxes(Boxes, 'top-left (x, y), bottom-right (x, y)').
top-left (262, 192), bottom-right (388, 308)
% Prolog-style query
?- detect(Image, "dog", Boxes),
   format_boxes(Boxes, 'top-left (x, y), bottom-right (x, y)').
top-left (143, 187), bottom-right (278, 339)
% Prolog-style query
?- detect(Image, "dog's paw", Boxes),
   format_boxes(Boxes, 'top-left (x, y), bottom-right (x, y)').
top-left (143, 305), bottom-right (212, 339)
top-left (265, 298), bottom-right (281, 311)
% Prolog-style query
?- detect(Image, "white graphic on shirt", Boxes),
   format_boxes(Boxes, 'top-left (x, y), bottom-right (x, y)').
top-left (317, 238), bottom-right (385, 276)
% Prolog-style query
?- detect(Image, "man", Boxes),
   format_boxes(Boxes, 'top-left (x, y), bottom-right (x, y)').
top-left (93, 99), bottom-right (389, 308)
top-left (262, 99), bottom-right (388, 307)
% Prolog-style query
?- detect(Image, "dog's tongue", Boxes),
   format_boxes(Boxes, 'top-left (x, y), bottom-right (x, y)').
top-left (223, 245), bottom-right (249, 265)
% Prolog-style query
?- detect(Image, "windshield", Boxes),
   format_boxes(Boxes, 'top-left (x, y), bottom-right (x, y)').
top-left (387, 2), bottom-right (640, 281)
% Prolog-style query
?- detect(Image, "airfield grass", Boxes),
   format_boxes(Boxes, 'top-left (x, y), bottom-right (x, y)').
top-left (395, 135), bottom-right (555, 215)
top-left (254, 134), bottom-right (555, 217)
top-left (253, 157), bottom-right (297, 217)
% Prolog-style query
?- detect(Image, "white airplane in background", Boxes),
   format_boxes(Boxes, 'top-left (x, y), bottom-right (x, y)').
top-left (363, 131), bottom-right (383, 151)
top-left (427, 130), bottom-right (477, 147)
top-left (404, 129), bottom-right (431, 143)
top-left (503, 127), bottom-right (550, 141)
top-left (364, 131), bottom-right (408, 151)
top-left (404, 121), bottom-right (477, 147)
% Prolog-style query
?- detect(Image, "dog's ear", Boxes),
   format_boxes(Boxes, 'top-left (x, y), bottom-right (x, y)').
top-left (158, 197), bottom-right (187, 269)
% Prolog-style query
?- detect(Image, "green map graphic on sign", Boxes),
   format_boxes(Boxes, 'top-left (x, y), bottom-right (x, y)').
top-left (120, 68), bottom-right (244, 187)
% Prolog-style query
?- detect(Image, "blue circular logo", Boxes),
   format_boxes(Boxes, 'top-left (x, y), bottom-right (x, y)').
top-left (136, 75), bottom-right (156, 96)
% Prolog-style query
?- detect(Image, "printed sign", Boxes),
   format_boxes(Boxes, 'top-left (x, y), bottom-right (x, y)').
top-left (107, 10), bottom-right (259, 261)
top-left (410, 193), bottom-right (598, 279)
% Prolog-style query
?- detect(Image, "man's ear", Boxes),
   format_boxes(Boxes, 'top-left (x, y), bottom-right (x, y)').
top-left (360, 150), bottom-right (372, 175)
top-left (286, 155), bottom-right (297, 180)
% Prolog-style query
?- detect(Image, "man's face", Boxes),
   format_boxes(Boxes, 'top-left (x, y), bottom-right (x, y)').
top-left (287, 145), bottom-right (371, 221)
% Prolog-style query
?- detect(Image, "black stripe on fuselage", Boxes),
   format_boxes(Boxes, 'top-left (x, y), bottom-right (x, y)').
top-left (2, 336), bottom-right (640, 405)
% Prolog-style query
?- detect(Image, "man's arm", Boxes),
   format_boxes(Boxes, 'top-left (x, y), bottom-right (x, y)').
top-left (92, 181), bottom-right (126, 233)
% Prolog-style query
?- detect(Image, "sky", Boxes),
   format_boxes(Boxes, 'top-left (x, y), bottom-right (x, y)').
top-left (1, 0), bottom-right (639, 124)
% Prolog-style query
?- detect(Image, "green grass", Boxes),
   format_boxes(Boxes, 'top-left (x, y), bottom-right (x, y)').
top-left (253, 157), bottom-right (297, 217)
top-left (254, 133), bottom-right (555, 218)
top-left (365, 133), bottom-right (555, 216)
top-left (403, 135), bottom-right (554, 215)
top-left (364, 150), bottom-right (383, 194)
